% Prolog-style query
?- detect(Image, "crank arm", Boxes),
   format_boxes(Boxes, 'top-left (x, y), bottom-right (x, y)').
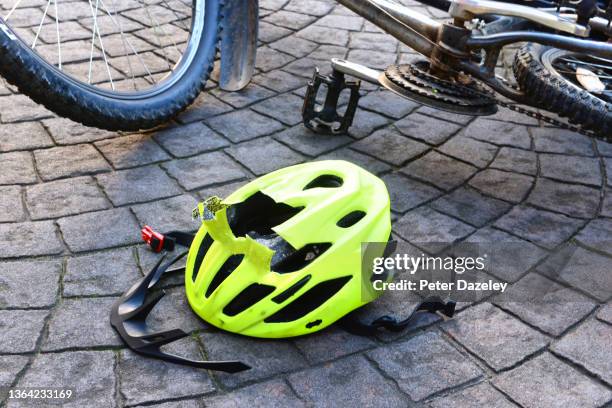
top-left (331, 58), bottom-right (382, 85)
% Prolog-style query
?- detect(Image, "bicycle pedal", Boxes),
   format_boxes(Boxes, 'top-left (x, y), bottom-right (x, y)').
top-left (302, 68), bottom-right (361, 135)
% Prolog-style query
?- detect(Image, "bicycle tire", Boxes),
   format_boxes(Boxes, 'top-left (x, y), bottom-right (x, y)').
top-left (513, 43), bottom-right (611, 141)
top-left (0, 0), bottom-right (222, 131)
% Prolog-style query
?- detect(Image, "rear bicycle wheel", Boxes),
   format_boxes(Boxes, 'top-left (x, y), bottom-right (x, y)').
top-left (0, 0), bottom-right (221, 130)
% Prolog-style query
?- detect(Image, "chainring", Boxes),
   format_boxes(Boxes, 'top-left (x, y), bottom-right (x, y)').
top-left (381, 61), bottom-right (498, 116)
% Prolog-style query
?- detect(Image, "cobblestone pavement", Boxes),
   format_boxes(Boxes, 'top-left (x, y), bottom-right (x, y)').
top-left (1, 0), bottom-right (612, 407)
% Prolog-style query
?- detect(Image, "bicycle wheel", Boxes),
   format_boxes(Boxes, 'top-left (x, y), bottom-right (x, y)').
top-left (0, 0), bottom-right (221, 130)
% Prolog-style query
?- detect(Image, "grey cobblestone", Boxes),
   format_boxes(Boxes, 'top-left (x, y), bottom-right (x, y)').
top-left (0, 221), bottom-right (63, 257)
top-left (42, 118), bottom-right (116, 145)
top-left (527, 178), bottom-right (600, 219)
top-left (428, 382), bottom-right (516, 408)
top-left (132, 194), bottom-right (199, 233)
top-left (0, 94), bottom-right (53, 122)
top-left (368, 331), bottom-right (482, 401)
top-left (395, 113), bottom-right (462, 146)
top-left (532, 128), bottom-right (595, 156)
top-left (274, 125), bottom-right (352, 157)
top-left (438, 136), bottom-right (498, 169)
top-left (43, 297), bottom-right (121, 350)
top-left (0, 356), bottom-right (29, 392)
top-left (348, 109), bottom-right (391, 139)
top-left (97, 165), bottom-right (182, 206)
top-left (270, 36), bottom-right (318, 58)
top-left (177, 93), bottom-right (234, 124)
top-left (26, 176), bottom-right (110, 219)
top-left (490, 147), bottom-right (537, 175)
top-left (58, 207), bottom-right (140, 252)
top-left (95, 133), bottom-right (170, 169)
top-left (34, 144), bottom-right (111, 181)
top-left (226, 137), bottom-right (304, 175)
top-left (0, 185), bottom-right (25, 222)
top-left (430, 186), bottom-right (511, 227)
top-left (359, 90), bottom-right (419, 119)
top-left (465, 119), bottom-right (531, 149)
top-left (206, 109), bottom-right (284, 143)
top-left (0, 122), bottom-right (53, 152)
top-left (293, 326), bottom-right (375, 364)
top-left (319, 148), bottom-right (391, 175)
top-left (205, 380), bottom-right (304, 408)
top-left (383, 172), bottom-right (442, 213)
top-left (442, 303), bottom-right (548, 371)
top-left (9, 351), bottom-right (116, 408)
top-left (252, 93), bottom-right (305, 126)
top-left (162, 152), bottom-right (247, 190)
top-left (353, 127), bottom-right (429, 166)
top-left (469, 169), bottom-right (534, 203)
top-left (297, 25), bottom-right (348, 46)
top-left (212, 84), bottom-right (276, 109)
top-left (598, 303), bottom-right (612, 324)
top-left (0, 310), bottom-right (48, 353)
top-left (575, 218), bottom-right (612, 256)
top-left (0, 260), bottom-right (60, 308)
top-left (493, 353), bottom-right (612, 408)
top-left (539, 154), bottom-right (602, 187)
top-left (401, 151), bottom-right (478, 191)
top-left (0, 151), bottom-right (37, 185)
top-left (252, 70), bottom-right (307, 93)
top-left (153, 122), bottom-right (229, 158)
top-left (289, 355), bottom-right (408, 406)
top-left (64, 248), bottom-right (141, 297)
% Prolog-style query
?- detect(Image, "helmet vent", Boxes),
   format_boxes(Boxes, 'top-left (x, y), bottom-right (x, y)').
top-left (303, 175), bottom-right (343, 190)
top-left (272, 243), bottom-right (331, 274)
top-left (228, 192), bottom-right (303, 237)
top-left (205, 254), bottom-right (245, 297)
top-left (272, 275), bottom-right (312, 304)
top-left (192, 233), bottom-right (214, 283)
top-left (223, 284), bottom-right (276, 316)
top-left (337, 211), bottom-right (366, 228)
top-left (264, 276), bottom-right (352, 323)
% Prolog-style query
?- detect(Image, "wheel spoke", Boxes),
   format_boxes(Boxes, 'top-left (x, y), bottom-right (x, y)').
top-left (53, 0), bottom-right (62, 69)
top-left (32, 0), bottom-right (52, 49)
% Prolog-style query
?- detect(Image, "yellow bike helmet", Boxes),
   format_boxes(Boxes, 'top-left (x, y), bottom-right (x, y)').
top-left (111, 160), bottom-right (454, 373)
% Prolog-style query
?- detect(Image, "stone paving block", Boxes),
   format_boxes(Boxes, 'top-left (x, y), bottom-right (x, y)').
top-left (465, 119), bottom-right (531, 149)
top-left (206, 109), bottom-right (285, 143)
top-left (539, 154), bottom-right (602, 187)
top-left (401, 151), bottom-right (478, 191)
top-left (132, 194), bottom-right (199, 234)
top-left (350, 31), bottom-right (397, 52)
top-left (43, 297), bottom-right (121, 350)
top-left (42, 118), bottom-right (116, 145)
top-left (64, 248), bottom-right (140, 297)
top-left (575, 218), bottom-right (612, 256)
top-left (430, 186), bottom-right (511, 227)
top-left (603, 189), bottom-right (612, 218)
top-left (0, 151), bottom-right (37, 185)
top-left (315, 13), bottom-right (364, 30)
top-left (270, 35), bottom-right (318, 58)
top-left (226, 137), bottom-right (304, 176)
top-left (532, 128), bottom-right (595, 156)
top-left (34, 144), bottom-right (112, 181)
top-left (606, 157), bottom-right (612, 187)
top-left (438, 136), bottom-right (498, 169)
top-left (352, 127), bottom-right (429, 166)
top-left (493, 353), bottom-right (612, 408)
top-left (293, 326), bottom-right (375, 364)
top-left (597, 140), bottom-right (612, 157)
top-left (200, 331), bottom-right (307, 388)
top-left (308, 44), bottom-right (348, 61)
top-left (285, 0), bottom-right (335, 16)
top-left (26, 176), bottom-right (110, 219)
top-left (486, 107), bottom-right (539, 126)
top-left (252, 93), bottom-right (305, 126)
top-left (283, 57), bottom-right (326, 78)
top-left (348, 109), bottom-right (392, 139)
top-left (255, 46), bottom-right (295, 72)
top-left (163, 152), bottom-right (247, 190)
top-left (469, 169), bottom-right (534, 203)
top-left (527, 178), bottom-right (599, 219)
top-left (319, 148), bottom-right (391, 175)
top-left (428, 382), bottom-right (516, 408)
top-left (416, 106), bottom-right (474, 125)
top-left (346, 49), bottom-right (396, 70)
top-left (252, 70), bottom-right (307, 93)
top-left (368, 331), bottom-right (482, 401)
top-left (177, 93), bottom-right (234, 124)
top-left (490, 147), bottom-right (537, 175)
top-left (146, 399), bottom-right (201, 408)
top-left (494, 273), bottom-right (595, 336)
top-left (0, 185), bottom-right (24, 222)
top-left (0, 221), bottom-right (63, 258)
top-left (9, 351), bottom-right (116, 408)
top-left (551, 319), bottom-right (612, 384)
top-left (120, 339), bottom-right (215, 406)
top-left (153, 122), bottom-right (229, 157)
top-left (142, 287), bottom-right (208, 333)
top-left (289, 355), bottom-right (408, 406)
top-left (494, 205), bottom-right (584, 249)
top-left (297, 26), bottom-right (348, 46)
top-left (95, 133), bottom-right (170, 169)
top-left (442, 303), bottom-right (548, 371)
top-left (274, 125), bottom-right (351, 156)
top-left (205, 380), bottom-right (304, 408)
top-left (395, 206), bottom-right (475, 253)
top-left (395, 113), bottom-right (462, 146)
top-left (0, 94), bottom-right (53, 122)
top-left (0, 122), bottom-right (53, 151)
top-left (212, 84), bottom-right (276, 109)
top-left (97, 165), bottom-right (182, 206)
top-left (264, 10), bottom-right (316, 29)
top-left (382, 172), bottom-right (442, 213)
top-left (199, 180), bottom-right (249, 202)
top-left (58, 207), bottom-right (140, 252)
top-left (598, 302), bottom-right (612, 324)
top-left (258, 21), bottom-right (293, 43)
top-left (463, 227), bottom-right (547, 282)
top-left (358, 90), bottom-right (419, 119)
top-left (0, 356), bottom-right (28, 396)
top-left (537, 245), bottom-right (612, 302)
top-left (0, 310), bottom-right (48, 353)
top-left (0, 260), bottom-right (60, 308)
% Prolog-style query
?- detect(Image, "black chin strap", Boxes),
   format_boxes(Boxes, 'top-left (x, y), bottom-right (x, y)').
top-left (339, 296), bottom-right (456, 336)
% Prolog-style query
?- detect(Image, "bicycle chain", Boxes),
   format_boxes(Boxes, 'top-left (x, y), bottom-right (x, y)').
top-left (385, 62), bottom-right (597, 138)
